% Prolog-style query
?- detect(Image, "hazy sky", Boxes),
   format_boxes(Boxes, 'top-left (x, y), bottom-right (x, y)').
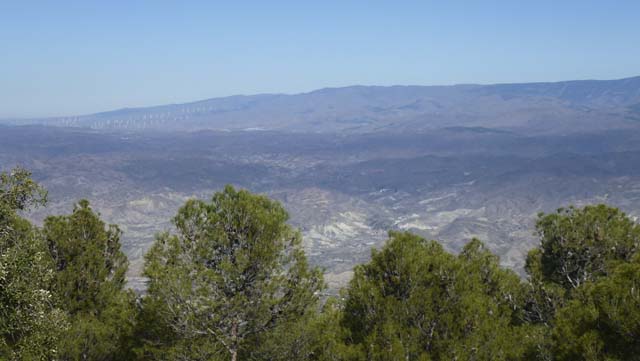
top-left (1, 1), bottom-right (639, 117)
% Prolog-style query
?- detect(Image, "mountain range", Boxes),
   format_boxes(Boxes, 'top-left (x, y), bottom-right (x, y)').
top-left (4, 76), bottom-right (640, 134)
top-left (2, 75), bottom-right (640, 291)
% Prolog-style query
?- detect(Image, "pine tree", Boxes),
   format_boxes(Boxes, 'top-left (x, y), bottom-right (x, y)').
top-left (341, 232), bottom-right (539, 360)
top-left (527, 205), bottom-right (640, 292)
top-left (140, 185), bottom-right (323, 361)
top-left (0, 168), bottom-right (67, 360)
top-left (552, 254), bottom-right (640, 360)
top-left (44, 199), bottom-right (136, 360)
top-left (250, 297), bottom-right (361, 361)
top-left (524, 204), bottom-right (640, 360)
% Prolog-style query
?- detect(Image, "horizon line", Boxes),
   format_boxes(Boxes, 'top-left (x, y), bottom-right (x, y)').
top-left (3, 74), bottom-right (639, 120)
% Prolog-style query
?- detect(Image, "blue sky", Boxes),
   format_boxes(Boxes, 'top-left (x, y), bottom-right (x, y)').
top-left (1, 1), bottom-right (639, 117)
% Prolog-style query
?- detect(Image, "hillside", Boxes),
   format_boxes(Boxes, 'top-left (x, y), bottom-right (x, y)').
top-left (3, 124), bottom-right (640, 289)
top-left (3, 76), bottom-right (640, 289)
top-left (3, 76), bottom-right (640, 134)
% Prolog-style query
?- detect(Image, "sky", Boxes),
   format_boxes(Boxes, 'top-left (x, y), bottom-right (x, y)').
top-left (1, 1), bottom-right (639, 118)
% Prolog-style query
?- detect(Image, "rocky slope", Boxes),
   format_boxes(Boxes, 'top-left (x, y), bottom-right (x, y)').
top-left (2, 125), bottom-right (640, 290)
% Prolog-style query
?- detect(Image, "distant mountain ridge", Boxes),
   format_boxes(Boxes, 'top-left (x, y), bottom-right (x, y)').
top-left (4, 76), bottom-right (640, 134)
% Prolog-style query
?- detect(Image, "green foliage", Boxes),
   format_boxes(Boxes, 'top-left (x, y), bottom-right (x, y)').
top-left (0, 168), bottom-right (47, 216)
top-left (342, 232), bottom-right (539, 360)
top-left (552, 254), bottom-right (640, 360)
top-left (3, 166), bottom-right (640, 361)
top-left (522, 248), bottom-right (567, 322)
top-left (521, 205), bottom-right (640, 342)
top-left (44, 200), bottom-right (135, 360)
top-left (140, 185), bottom-right (324, 360)
top-left (251, 298), bottom-right (362, 361)
top-left (0, 168), bottom-right (67, 360)
top-left (57, 298), bottom-right (137, 361)
top-left (527, 205), bottom-right (640, 292)
top-left (523, 204), bottom-right (640, 360)
top-left (44, 200), bottom-right (128, 313)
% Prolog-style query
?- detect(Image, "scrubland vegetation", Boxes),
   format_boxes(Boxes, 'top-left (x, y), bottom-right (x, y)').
top-left (2, 168), bottom-right (639, 360)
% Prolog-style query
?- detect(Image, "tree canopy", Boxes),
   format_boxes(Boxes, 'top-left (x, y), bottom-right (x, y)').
top-left (43, 200), bottom-right (135, 360)
top-left (552, 254), bottom-right (640, 360)
top-left (139, 185), bottom-right (324, 360)
top-left (0, 168), bottom-right (66, 360)
top-left (341, 232), bottom-right (541, 360)
top-left (527, 205), bottom-right (640, 292)
top-left (2, 166), bottom-right (640, 361)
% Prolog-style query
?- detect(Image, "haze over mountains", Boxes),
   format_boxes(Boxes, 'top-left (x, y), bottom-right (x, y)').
top-left (2, 75), bottom-right (640, 289)
top-left (5, 76), bottom-right (640, 134)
